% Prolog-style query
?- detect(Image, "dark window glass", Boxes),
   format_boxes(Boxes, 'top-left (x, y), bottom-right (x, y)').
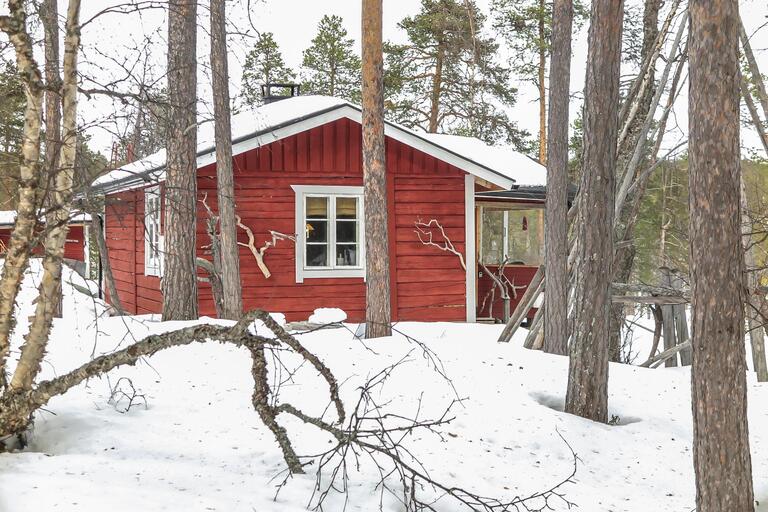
top-left (336, 220), bottom-right (357, 243)
top-left (306, 244), bottom-right (328, 267)
top-left (336, 244), bottom-right (357, 266)
top-left (306, 220), bottom-right (327, 243)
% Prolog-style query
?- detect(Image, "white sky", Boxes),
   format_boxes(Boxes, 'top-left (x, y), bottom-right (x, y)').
top-left (8, 0), bottom-right (768, 158)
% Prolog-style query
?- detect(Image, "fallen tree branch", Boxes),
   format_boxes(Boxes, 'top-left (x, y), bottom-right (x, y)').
top-left (236, 215), bottom-right (295, 279)
top-left (414, 219), bottom-right (466, 271)
top-left (640, 339), bottom-right (691, 368)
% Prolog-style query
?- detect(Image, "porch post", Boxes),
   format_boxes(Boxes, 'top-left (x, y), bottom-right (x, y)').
top-left (464, 175), bottom-right (476, 322)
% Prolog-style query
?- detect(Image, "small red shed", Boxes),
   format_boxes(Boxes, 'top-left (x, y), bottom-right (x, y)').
top-left (0, 211), bottom-right (90, 265)
top-left (93, 95), bottom-right (548, 323)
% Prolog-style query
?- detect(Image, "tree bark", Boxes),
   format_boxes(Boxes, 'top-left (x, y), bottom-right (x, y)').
top-left (428, 41), bottom-right (445, 133)
top-left (210, 0), bottom-right (242, 320)
top-left (41, 0), bottom-right (63, 318)
top-left (542, 0), bottom-right (572, 355)
top-left (163, 0), bottom-right (199, 321)
top-left (0, 2), bottom-right (46, 388)
top-left (10, 0), bottom-right (81, 392)
top-left (564, 0), bottom-right (623, 423)
top-left (89, 208), bottom-right (124, 315)
top-left (537, 0), bottom-right (547, 165)
top-left (608, 0), bottom-right (665, 361)
top-left (362, 0), bottom-right (391, 338)
top-left (688, 1), bottom-right (755, 510)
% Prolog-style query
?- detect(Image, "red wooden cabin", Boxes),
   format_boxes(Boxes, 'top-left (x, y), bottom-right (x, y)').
top-left (93, 94), bottom-right (548, 323)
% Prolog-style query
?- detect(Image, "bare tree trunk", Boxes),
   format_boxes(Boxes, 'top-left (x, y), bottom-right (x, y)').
top-left (10, 0), bottom-right (81, 392)
top-left (87, 204), bottom-right (124, 315)
top-left (41, 0), bottom-right (63, 318)
top-left (0, 2), bottom-right (46, 388)
top-left (564, 0), bottom-right (623, 423)
top-left (740, 177), bottom-right (768, 381)
top-left (362, 0), bottom-right (391, 338)
top-left (688, 1), bottom-right (755, 510)
top-left (739, 20), bottom-right (768, 122)
top-left (210, 0), bottom-right (242, 320)
top-left (163, 0), bottom-right (199, 321)
top-left (542, 0), bottom-right (573, 355)
top-left (537, 0), bottom-right (547, 165)
top-left (428, 41), bottom-right (445, 133)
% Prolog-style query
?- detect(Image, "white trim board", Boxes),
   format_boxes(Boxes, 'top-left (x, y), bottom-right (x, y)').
top-left (291, 184), bottom-right (366, 283)
top-left (465, 175), bottom-right (477, 322)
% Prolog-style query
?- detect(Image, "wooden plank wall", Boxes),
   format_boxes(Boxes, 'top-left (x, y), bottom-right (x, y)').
top-left (105, 117), bottom-right (468, 322)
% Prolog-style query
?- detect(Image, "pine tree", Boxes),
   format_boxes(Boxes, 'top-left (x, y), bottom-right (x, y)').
top-left (241, 32), bottom-right (296, 107)
top-left (385, 0), bottom-right (528, 148)
top-left (492, 0), bottom-right (586, 160)
top-left (0, 60), bottom-right (25, 209)
top-left (301, 15), bottom-right (361, 102)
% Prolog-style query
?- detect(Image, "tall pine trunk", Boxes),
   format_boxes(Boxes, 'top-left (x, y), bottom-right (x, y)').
top-left (537, 0), bottom-right (547, 165)
top-left (564, 0), bottom-right (623, 423)
top-left (210, 0), bottom-right (242, 320)
top-left (688, 1), bottom-right (755, 509)
top-left (542, 0), bottom-right (573, 355)
top-left (163, 0), bottom-right (199, 321)
top-left (362, 0), bottom-right (391, 338)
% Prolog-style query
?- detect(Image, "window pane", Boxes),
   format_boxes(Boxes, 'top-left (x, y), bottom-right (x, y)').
top-left (336, 220), bottom-right (357, 243)
top-left (336, 244), bottom-right (357, 266)
top-left (507, 209), bottom-right (544, 265)
top-left (481, 209), bottom-right (504, 265)
top-left (306, 197), bottom-right (328, 219)
top-left (306, 220), bottom-right (327, 243)
top-left (336, 197), bottom-right (357, 219)
top-left (306, 244), bottom-right (328, 267)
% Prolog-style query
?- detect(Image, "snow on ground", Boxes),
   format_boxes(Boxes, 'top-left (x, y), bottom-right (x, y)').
top-left (2, 262), bottom-right (768, 511)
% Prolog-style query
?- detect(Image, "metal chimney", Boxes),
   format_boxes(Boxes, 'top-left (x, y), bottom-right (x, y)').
top-left (261, 83), bottom-right (301, 104)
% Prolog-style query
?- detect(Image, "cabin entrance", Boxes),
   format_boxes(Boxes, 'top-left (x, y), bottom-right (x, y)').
top-left (476, 203), bottom-right (544, 322)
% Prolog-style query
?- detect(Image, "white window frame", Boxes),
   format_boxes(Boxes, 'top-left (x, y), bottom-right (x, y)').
top-left (291, 185), bottom-right (365, 283)
top-left (144, 185), bottom-right (164, 277)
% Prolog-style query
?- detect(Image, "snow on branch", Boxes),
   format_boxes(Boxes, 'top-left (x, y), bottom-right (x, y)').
top-left (236, 215), bottom-right (295, 279)
top-left (414, 218), bottom-right (466, 270)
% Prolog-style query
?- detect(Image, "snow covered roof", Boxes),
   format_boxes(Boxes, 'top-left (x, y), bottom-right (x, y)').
top-left (419, 133), bottom-right (546, 187)
top-left (93, 95), bottom-right (544, 193)
top-left (0, 210), bottom-right (91, 227)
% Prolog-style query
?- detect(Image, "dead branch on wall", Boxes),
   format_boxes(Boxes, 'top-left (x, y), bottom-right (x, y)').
top-left (414, 219), bottom-right (466, 271)
top-left (235, 215), bottom-right (295, 279)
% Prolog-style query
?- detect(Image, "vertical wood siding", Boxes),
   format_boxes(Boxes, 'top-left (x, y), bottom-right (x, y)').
top-left (105, 117), bottom-right (468, 322)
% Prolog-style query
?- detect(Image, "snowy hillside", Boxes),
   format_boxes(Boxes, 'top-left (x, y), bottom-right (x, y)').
top-left (1, 261), bottom-right (767, 511)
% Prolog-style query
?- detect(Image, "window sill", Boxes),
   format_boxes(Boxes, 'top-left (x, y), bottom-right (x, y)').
top-left (296, 268), bottom-right (365, 283)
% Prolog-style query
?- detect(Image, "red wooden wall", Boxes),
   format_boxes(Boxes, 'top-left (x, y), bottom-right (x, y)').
top-left (477, 265), bottom-right (539, 321)
top-left (0, 224), bottom-right (86, 261)
top-left (105, 117), bottom-right (468, 322)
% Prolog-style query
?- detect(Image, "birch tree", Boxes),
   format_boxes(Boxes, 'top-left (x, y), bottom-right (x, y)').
top-left (688, 1), bottom-right (755, 509)
top-left (564, 0), bottom-right (623, 423)
top-left (163, 0), bottom-right (199, 321)
top-left (9, 0), bottom-right (81, 392)
top-left (362, 0), bottom-right (391, 338)
top-left (210, 0), bottom-right (243, 320)
top-left (0, 0), bottom-right (46, 388)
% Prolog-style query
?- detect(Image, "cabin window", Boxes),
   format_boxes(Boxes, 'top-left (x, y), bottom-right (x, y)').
top-left (480, 205), bottom-right (544, 266)
top-left (144, 186), bottom-right (163, 277)
top-left (291, 185), bottom-right (365, 282)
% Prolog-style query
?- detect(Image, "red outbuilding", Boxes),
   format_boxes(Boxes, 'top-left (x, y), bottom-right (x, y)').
top-left (93, 93), bottom-right (549, 323)
top-left (0, 211), bottom-right (90, 269)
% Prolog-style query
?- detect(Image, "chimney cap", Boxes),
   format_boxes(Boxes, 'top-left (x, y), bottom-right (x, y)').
top-left (261, 83), bottom-right (301, 104)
